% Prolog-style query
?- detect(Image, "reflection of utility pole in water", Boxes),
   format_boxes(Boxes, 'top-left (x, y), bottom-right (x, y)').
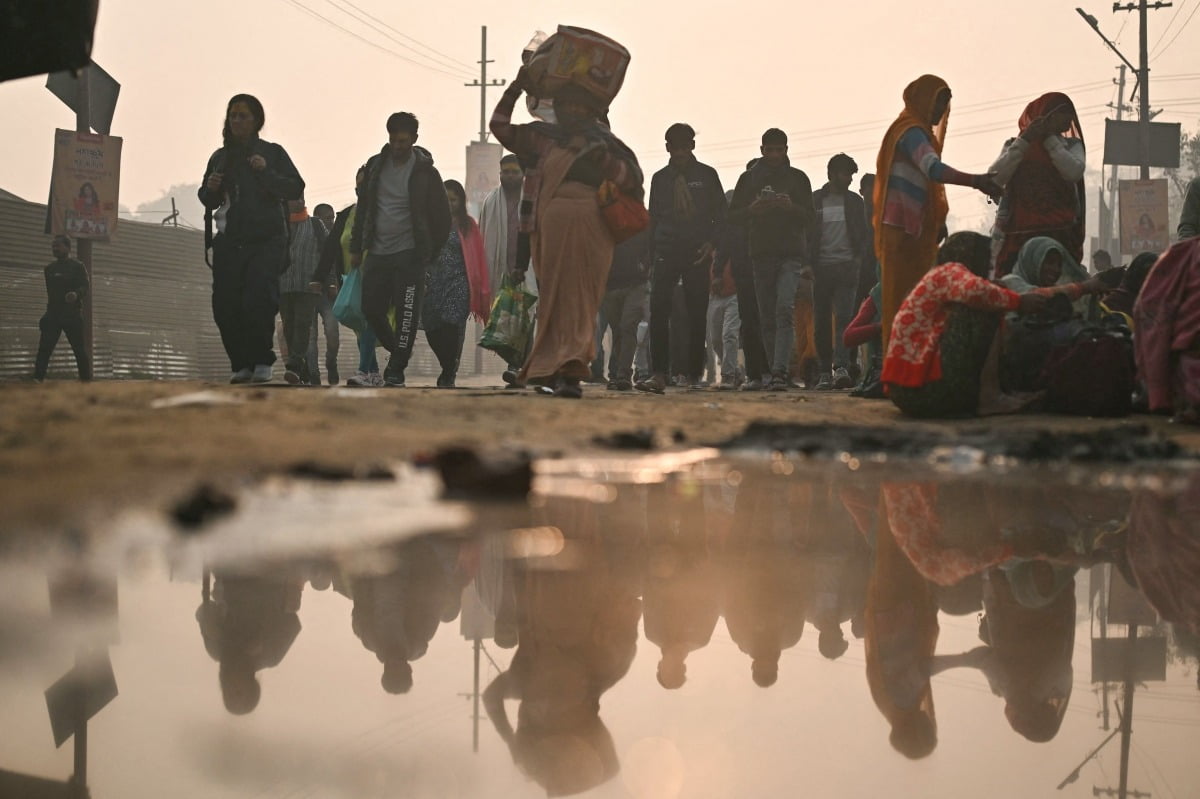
top-left (75, 66), bottom-right (94, 377)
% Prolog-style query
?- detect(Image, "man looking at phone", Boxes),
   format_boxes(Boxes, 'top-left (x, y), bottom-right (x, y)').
top-left (728, 128), bottom-right (815, 391)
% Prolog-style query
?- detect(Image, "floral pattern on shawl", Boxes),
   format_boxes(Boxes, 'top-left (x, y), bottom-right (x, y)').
top-left (882, 263), bottom-right (1020, 388)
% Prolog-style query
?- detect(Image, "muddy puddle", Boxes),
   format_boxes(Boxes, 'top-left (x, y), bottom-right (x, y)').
top-left (1, 442), bottom-right (1198, 798)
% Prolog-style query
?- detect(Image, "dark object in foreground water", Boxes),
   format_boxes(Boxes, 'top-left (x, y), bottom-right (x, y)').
top-left (172, 484), bottom-right (237, 530)
top-left (592, 429), bottom-right (656, 450)
top-left (725, 423), bottom-right (1190, 463)
top-left (285, 461), bottom-right (394, 482)
top-left (421, 446), bottom-right (533, 499)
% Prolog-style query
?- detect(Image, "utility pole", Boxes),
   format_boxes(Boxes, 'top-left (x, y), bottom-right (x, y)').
top-left (1106, 65), bottom-right (1131, 257)
top-left (1112, 0), bottom-right (1172, 179)
top-left (75, 65), bottom-right (94, 377)
top-left (464, 26), bottom-right (506, 144)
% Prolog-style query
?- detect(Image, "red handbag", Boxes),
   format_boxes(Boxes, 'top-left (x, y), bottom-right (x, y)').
top-left (597, 180), bottom-right (649, 244)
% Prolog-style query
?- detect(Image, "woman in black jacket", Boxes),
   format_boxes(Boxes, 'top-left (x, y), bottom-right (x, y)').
top-left (198, 93), bottom-right (305, 384)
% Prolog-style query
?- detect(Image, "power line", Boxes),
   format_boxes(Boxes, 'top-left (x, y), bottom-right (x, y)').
top-left (1151, 0), bottom-right (1190, 57)
top-left (319, 0), bottom-right (475, 77)
top-left (1154, 1), bottom-right (1200, 59)
top-left (326, 0), bottom-right (477, 72)
top-left (277, 0), bottom-right (472, 80)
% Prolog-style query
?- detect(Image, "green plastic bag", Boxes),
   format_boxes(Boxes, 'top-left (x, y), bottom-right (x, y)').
top-left (479, 274), bottom-right (538, 365)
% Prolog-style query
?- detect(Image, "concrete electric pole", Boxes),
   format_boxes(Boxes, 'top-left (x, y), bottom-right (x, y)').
top-left (464, 26), bottom-right (506, 144)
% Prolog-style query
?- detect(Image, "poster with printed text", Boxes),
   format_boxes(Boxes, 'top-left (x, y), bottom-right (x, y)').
top-left (1118, 178), bottom-right (1169, 256)
top-left (50, 129), bottom-right (122, 241)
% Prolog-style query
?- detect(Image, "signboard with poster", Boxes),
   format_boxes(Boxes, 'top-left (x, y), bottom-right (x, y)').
top-left (465, 141), bottom-right (503, 220)
top-left (49, 128), bottom-right (122, 241)
top-left (1118, 178), bottom-right (1169, 256)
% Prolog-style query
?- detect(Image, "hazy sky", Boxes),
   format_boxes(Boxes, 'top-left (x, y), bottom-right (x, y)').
top-left (1, 0), bottom-right (1198, 231)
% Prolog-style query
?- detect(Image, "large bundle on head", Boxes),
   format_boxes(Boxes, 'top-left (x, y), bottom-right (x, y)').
top-left (523, 26), bottom-right (630, 111)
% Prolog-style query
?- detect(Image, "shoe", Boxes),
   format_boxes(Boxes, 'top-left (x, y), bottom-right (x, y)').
top-left (768, 374), bottom-right (789, 391)
top-left (689, 377), bottom-right (707, 389)
top-left (327, 365), bottom-right (339, 386)
top-left (741, 378), bottom-right (763, 391)
top-left (615, 378), bottom-right (633, 391)
top-left (383, 357), bottom-right (405, 387)
top-left (307, 372), bottom-right (321, 386)
top-left (814, 372), bottom-right (834, 391)
top-left (634, 374), bottom-right (667, 394)
top-left (832, 366), bottom-right (854, 390)
top-left (716, 380), bottom-right (736, 391)
top-left (346, 371), bottom-right (369, 387)
top-left (502, 369), bottom-right (520, 387)
top-left (230, 368), bottom-right (253, 384)
top-left (251, 364), bottom-right (274, 383)
top-left (553, 376), bottom-right (583, 398)
top-left (366, 371), bottom-right (385, 387)
top-left (284, 368), bottom-right (302, 385)
top-left (606, 380), bottom-right (620, 391)
top-left (672, 374), bottom-right (688, 387)
top-left (436, 373), bottom-right (456, 389)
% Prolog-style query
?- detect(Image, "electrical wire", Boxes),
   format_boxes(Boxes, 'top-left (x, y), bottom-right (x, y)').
top-left (326, 0), bottom-right (477, 73)
top-left (1151, 0), bottom-right (1190, 58)
top-left (319, 0), bottom-right (475, 77)
top-left (1154, 1), bottom-right (1200, 60)
top-left (278, 0), bottom-right (473, 80)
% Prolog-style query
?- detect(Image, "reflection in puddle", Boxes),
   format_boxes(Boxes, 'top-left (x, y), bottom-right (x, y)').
top-left (1, 452), bottom-right (1198, 797)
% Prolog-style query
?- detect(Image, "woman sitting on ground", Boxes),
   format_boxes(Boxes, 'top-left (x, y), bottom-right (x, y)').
top-left (882, 231), bottom-right (1078, 418)
top-left (998, 236), bottom-right (1109, 319)
top-left (1134, 238), bottom-right (1200, 424)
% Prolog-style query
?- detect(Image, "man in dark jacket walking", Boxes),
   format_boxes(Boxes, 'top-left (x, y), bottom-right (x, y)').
top-left (33, 235), bottom-right (91, 381)
top-left (636, 124), bottom-right (726, 394)
top-left (809, 153), bottom-right (869, 390)
top-left (728, 129), bottom-right (815, 390)
top-left (350, 112), bottom-right (451, 387)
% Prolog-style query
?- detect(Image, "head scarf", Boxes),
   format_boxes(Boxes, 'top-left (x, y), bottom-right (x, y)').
top-left (873, 75), bottom-right (951, 254)
top-left (999, 93), bottom-right (1086, 254)
top-left (1001, 236), bottom-right (1090, 294)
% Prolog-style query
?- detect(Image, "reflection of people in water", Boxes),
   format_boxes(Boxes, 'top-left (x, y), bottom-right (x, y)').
top-left (722, 474), bottom-right (810, 687)
top-left (1127, 471), bottom-right (1200, 637)
top-left (643, 479), bottom-right (720, 688)
top-left (195, 569), bottom-right (304, 714)
top-left (349, 535), bottom-right (474, 694)
top-left (864, 493), bottom-right (939, 759)
top-left (932, 564), bottom-right (1077, 743)
top-left (483, 497), bottom-right (641, 796)
top-left (801, 476), bottom-right (872, 659)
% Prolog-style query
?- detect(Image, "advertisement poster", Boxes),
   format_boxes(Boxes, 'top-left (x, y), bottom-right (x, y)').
top-left (465, 141), bottom-right (502, 219)
top-left (1118, 178), bottom-right (1169, 255)
top-left (50, 128), bottom-right (122, 240)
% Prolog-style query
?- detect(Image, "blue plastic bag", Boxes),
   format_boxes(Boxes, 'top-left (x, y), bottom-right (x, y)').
top-left (332, 267), bottom-right (368, 333)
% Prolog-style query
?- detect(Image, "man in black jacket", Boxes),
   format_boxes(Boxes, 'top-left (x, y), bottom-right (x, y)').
top-left (636, 124), bottom-right (726, 394)
top-left (33, 235), bottom-right (91, 381)
top-left (728, 129), bottom-right (815, 391)
top-left (350, 112), bottom-right (451, 387)
top-left (199, 94), bottom-right (305, 384)
top-left (809, 153), bottom-right (868, 390)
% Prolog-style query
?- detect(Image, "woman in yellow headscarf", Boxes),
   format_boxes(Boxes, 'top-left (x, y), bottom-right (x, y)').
top-left (874, 75), bottom-right (1001, 345)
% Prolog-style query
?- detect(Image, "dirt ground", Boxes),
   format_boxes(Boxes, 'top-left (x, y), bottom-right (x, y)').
top-left (2, 376), bottom-right (1198, 534)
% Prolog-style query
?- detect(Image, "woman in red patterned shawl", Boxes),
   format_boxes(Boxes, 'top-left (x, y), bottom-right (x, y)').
top-left (989, 92), bottom-right (1086, 277)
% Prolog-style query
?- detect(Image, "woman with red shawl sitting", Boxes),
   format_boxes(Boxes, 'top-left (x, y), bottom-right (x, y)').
top-left (882, 232), bottom-right (1081, 418)
top-left (988, 92), bottom-right (1087, 277)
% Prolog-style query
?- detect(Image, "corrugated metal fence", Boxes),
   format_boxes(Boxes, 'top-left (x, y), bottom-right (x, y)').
top-left (0, 194), bottom-right (490, 381)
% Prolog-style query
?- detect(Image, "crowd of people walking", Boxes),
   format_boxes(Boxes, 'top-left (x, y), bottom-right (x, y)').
top-left (32, 45), bottom-right (1198, 425)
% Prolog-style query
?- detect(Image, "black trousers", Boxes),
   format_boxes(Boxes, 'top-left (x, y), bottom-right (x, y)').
top-left (362, 250), bottom-right (424, 372)
top-left (425, 322), bottom-right (465, 380)
top-left (211, 234), bottom-right (285, 371)
top-left (279, 292), bottom-right (319, 380)
top-left (34, 312), bottom-right (90, 380)
top-left (731, 257), bottom-right (769, 381)
top-left (650, 250), bottom-right (709, 379)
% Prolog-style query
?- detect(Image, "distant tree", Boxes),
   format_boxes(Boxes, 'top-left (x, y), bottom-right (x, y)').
top-left (1164, 126), bottom-right (1200, 236)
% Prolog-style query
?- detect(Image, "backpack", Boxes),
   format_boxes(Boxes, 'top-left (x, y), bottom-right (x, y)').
top-left (1038, 316), bottom-right (1135, 417)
